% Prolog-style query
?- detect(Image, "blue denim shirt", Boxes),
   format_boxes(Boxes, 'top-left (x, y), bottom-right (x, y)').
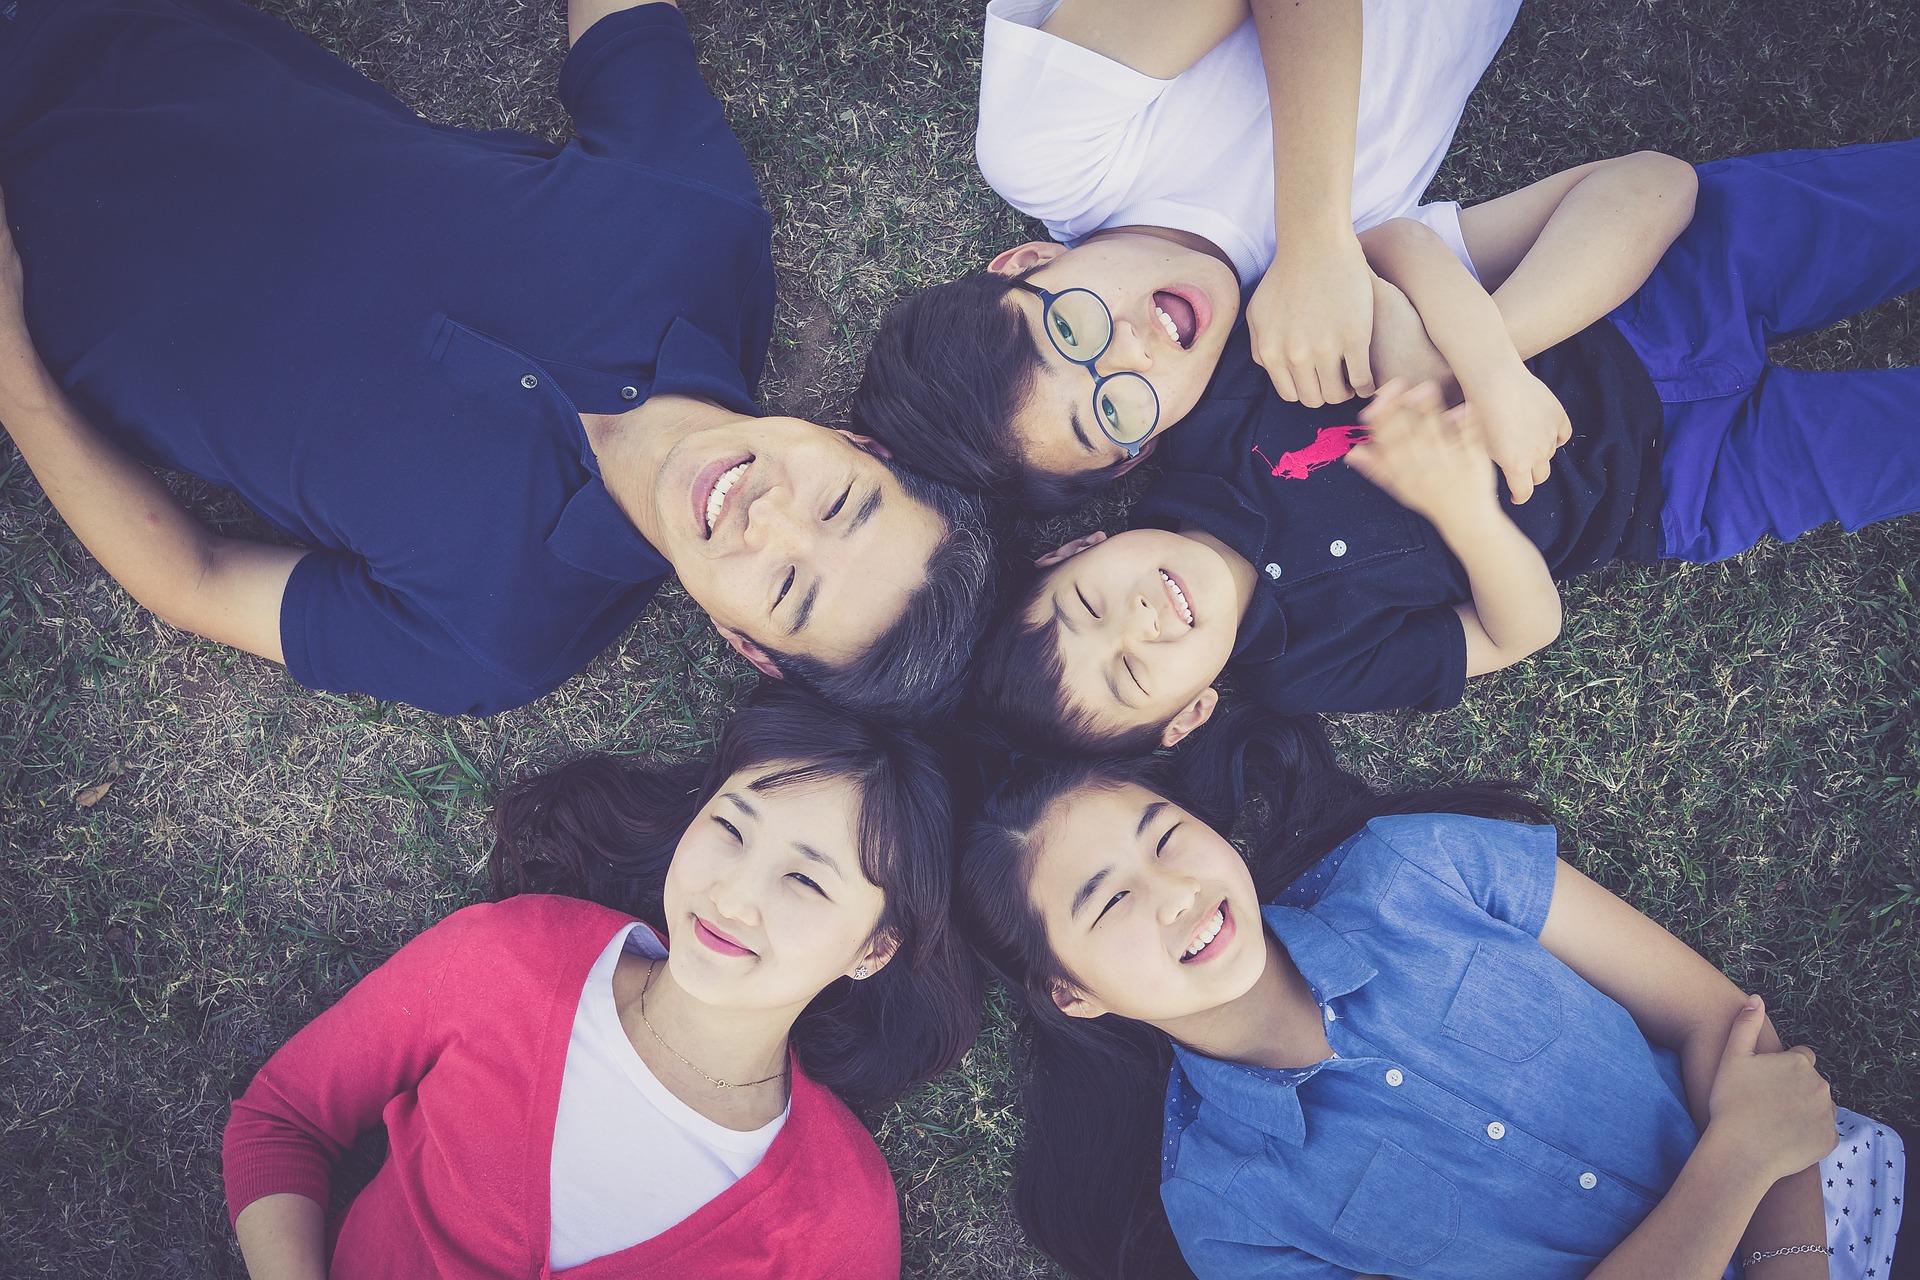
top-left (1160, 814), bottom-right (1703, 1279)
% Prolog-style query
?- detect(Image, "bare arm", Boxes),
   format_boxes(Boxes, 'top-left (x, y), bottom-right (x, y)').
top-left (0, 195), bottom-right (302, 662)
top-left (233, 1195), bottom-right (329, 1280)
top-left (1458, 151), bottom-right (1698, 359)
top-left (568, 0), bottom-right (677, 49)
top-left (1345, 382), bottom-right (1561, 677)
top-left (1538, 861), bottom-right (1834, 1280)
top-left (1246, 0), bottom-right (1376, 407)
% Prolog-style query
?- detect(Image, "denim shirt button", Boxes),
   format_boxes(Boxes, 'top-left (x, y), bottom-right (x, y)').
top-left (1579, 1172), bottom-right (1598, 1190)
top-left (1486, 1121), bottom-right (1506, 1140)
top-left (1323, 1005), bottom-right (1337, 1021)
top-left (1384, 1069), bottom-right (1404, 1087)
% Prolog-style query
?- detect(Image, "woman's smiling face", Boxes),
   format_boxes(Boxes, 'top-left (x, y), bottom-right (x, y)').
top-left (662, 765), bottom-right (890, 1013)
top-left (1027, 781), bottom-right (1267, 1026)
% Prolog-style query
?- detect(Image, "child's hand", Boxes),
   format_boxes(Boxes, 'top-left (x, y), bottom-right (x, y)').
top-left (1345, 379), bottom-right (1494, 525)
top-left (1705, 996), bottom-right (1836, 1183)
top-left (1460, 363), bottom-right (1571, 505)
top-left (1249, 229), bottom-right (1378, 408)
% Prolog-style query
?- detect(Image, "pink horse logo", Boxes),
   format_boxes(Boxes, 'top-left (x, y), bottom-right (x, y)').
top-left (1252, 425), bottom-right (1370, 480)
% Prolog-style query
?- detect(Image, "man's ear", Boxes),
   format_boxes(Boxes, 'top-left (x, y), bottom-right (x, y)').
top-left (834, 428), bottom-right (893, 460)
top-left (988, 241), bottom-right (1068, 277)
top-left (717, 624), bottom-right (785, 680)
top-left (1160, 686), bottom-right (1220, 749)
top-left (1035, 530), bottom-right (1107, 569)
top-left (1051, 978), bottom-right (1108, 1020)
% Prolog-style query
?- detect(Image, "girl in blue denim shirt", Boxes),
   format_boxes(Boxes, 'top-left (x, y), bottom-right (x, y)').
top-left (958, 710), bottom-right (1910, 1280)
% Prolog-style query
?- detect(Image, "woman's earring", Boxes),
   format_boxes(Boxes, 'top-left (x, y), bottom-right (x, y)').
top-left (853, 966), bottom-right (870, 980)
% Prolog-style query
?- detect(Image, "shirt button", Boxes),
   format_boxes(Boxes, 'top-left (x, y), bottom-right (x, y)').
top-left (520, 374), bottom-right (539, 389)
top-left (1264, 562), bottom-right (1283, 580)
top-left (1323, 1005), bottom-right (1336, 1021)
top-left (620, 385), bottom-right (639, 400)
top-left (1486, 1121), bottom-right (1506, 1140)
top-left (1384, 1069), bottom-right (1404, 1087)
top-left (1579, 1172), bottom-right (1598, 1190)
top-left (1329, 539), bottom-right (1348, 557)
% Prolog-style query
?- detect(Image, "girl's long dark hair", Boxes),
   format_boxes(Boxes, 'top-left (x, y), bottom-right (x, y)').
top-left (958, 703), bottom-right (1550, 1278)
top-left (488, 680), bottom-right (980, 1108)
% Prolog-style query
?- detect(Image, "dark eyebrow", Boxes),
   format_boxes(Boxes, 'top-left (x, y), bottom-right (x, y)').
top-left (1137, 801), bottom-right (1167, 837)
top-left (793, 842), bottom-right (845, 878)
top-left (1070, 866), bottom-right (1111, 919)
top-left (847, 487), bottom-right (882, 534)
top-left (787, 580), bottom-right (820, 637)
top-left (1068, 405), bottom-right (1095, 453)
top-left (724, 793), bottom-right (759, 818)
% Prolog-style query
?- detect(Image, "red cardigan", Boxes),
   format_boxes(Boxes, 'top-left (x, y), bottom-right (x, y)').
top-left (224, 896), bottom-right (902, 1279)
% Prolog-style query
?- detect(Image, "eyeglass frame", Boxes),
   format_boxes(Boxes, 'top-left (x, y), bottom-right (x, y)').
top-left (1011, 279), bottom-right (1161, 459)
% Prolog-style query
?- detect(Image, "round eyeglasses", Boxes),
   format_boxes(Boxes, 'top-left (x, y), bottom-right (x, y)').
top-left (1014, 280), bottom-right (1161, 457)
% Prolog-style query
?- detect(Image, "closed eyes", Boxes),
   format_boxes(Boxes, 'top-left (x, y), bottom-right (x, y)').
top-left (1077, 585), bottom-right (1099, 619)
top-left (1093, 889), bottom-right (1126, 925)
top-left (775, 566), bottom-right (796, 609)
top-left (825, 485), bottom-right (851, 521)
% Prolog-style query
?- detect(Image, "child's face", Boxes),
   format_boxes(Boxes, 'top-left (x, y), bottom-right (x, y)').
top-left (1028, 529), bottom-right (1237, 747)
top-left (1028, 781), bottom-right (1267, 1026)
top-left (991, 233), bottom-right (1240, 478)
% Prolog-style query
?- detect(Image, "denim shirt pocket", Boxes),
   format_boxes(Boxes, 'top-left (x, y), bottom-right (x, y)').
top-left (1439, 942), bottom-right (1565, 1062)
top-left (1330, 1140), bottom-right (1460, 1267)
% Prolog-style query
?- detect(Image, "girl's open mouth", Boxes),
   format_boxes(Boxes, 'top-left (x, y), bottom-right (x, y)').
top-left (1152, 287), bottom-right (1206, 349)
top-left (1179, 899), bottom-right (1234, 964)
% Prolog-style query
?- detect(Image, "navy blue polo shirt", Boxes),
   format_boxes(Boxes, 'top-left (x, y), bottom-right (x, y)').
top-left (1134, 318), bottom-right (1664, 716)
top-left (0, 0), bottom-right (773, 714)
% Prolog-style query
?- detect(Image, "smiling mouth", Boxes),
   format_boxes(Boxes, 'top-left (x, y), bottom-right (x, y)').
top-left (1152, 290), bottom-right (1199, 349)
top-left (1159, 568), bottom-right (1194, 626)
top-left (1180, 900), bottom-right (1232, 963)
top-left (698, 458), bottom-right (752, 539)
top-left (694, 916), bottom-right (756, 957)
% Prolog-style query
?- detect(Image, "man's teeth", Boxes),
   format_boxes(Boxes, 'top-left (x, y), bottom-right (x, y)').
top-left (1184, 907), bottom-right (1225, 957)
top-left (1155, 304), bottom-right (1182, 345)
top-left (1160, 570), bottom-right (1194, 625)
top-left (705, 461), bottom-right (749, 535)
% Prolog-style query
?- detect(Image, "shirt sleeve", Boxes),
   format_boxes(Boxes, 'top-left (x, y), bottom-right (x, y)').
top-left (1368, 813), bottom-right (1561, 939)
top-left (1237, 605), bottom-right (1468, 716)
top-left (557, 2), bottom-right (760, 200)
top-left (975, 2), bottom-right (1168, 238)
top-left (222, 906), bottom-right (492, 1225)
top-left (1162, 1178), bottom-right (1358, 1280)
top-left (280, 550), bottom-right (548, 717)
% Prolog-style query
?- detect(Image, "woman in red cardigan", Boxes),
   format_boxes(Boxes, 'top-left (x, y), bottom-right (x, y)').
top-left (223, 682), bottom-right (979, 1278)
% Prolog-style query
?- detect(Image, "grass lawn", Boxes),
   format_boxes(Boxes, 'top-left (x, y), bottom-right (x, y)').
top-left (3, 0), bottom-right (1918, 1275)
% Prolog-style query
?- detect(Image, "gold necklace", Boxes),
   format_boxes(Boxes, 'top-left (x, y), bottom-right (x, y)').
top-left (636, 959), bottom-right (786, 1091)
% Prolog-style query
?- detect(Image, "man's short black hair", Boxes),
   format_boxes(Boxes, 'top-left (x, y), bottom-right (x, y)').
top-left (766, 457), bottom-right (997, 723)
top-left (968, 563), bottom-right (1168, 758)
top-left (851, 271), bottom-right (1131, 512)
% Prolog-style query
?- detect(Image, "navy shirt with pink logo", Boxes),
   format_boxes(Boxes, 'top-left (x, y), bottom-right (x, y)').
top-left (1133, 318), bottom-right (1664, 715)
top-left (0, 0), bottom-right (773, 715)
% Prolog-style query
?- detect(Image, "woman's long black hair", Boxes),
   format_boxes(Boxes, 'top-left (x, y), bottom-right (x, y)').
top-left (957, 703), bottom-right (1551, 1278)
top-left (488, 679), bottom-right (980, 1109)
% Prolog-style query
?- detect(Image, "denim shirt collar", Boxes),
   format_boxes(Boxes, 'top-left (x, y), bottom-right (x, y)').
top-left (1168, 904), bottom-right (1379, 1148)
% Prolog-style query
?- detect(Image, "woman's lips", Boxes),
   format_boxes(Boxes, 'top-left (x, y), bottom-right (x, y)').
top-left (1179, 899), bottom-right (1235, 964)
top-left (694, 917), bottom-right (755, 957)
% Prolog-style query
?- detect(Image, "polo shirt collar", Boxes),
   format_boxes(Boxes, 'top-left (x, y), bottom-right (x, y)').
top-left (1167, 904), bottom-right (1379, 1148)
top-left (1130, 471), bottom-right (1289, 658)
top-left (649, 316), bottom-right (760, 417)
top-left (547, 475), bottom-right (672, 583)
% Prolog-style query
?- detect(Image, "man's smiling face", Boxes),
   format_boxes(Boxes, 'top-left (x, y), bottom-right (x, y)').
top-left (993, 232), bottom-right (1241, 478)
top-left (647, 416), bottom-right (946, 673)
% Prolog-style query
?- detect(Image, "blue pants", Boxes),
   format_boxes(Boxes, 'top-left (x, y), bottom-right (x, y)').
top-left (1609, 141), bottom-right (1920, 563)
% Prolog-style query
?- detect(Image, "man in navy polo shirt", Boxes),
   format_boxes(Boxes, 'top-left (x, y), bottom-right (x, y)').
top-left (0, 0), bottom-right (992, 718)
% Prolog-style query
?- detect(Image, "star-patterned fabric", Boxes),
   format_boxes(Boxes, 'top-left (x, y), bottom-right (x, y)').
top-left (1821, 1107), bottom-right (1906, 1279)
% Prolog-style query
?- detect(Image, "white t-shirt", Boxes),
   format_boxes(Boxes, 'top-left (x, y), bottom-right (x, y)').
top-left (547, 923), bottom-right (789, 1271)
top-left (976, 0), bottom-right (1523, 284)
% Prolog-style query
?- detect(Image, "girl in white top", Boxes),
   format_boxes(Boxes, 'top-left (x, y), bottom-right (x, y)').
top-left (976, 0), bottom-right (1523, 408)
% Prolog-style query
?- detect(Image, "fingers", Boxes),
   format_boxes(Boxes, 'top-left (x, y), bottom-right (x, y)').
top-left (1786, 1044), bottom-right (1818, 1069)
top-left (1501, 460), bottom-right (1535, 506)
top-left (1263, 355), bottom-right (1301, 405)
top-left (1345, 345), bottom-right (1377, 402)
top-left (1720, 994), bottom-right (1768, 1063)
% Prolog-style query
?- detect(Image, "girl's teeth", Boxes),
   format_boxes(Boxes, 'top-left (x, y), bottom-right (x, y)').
top-left (1184, 907), bottom-right (1225, 956)
top-left (1155, 305), bottom-right (1181, 344)
top-left (705, 461), bottom-right (749, 534)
